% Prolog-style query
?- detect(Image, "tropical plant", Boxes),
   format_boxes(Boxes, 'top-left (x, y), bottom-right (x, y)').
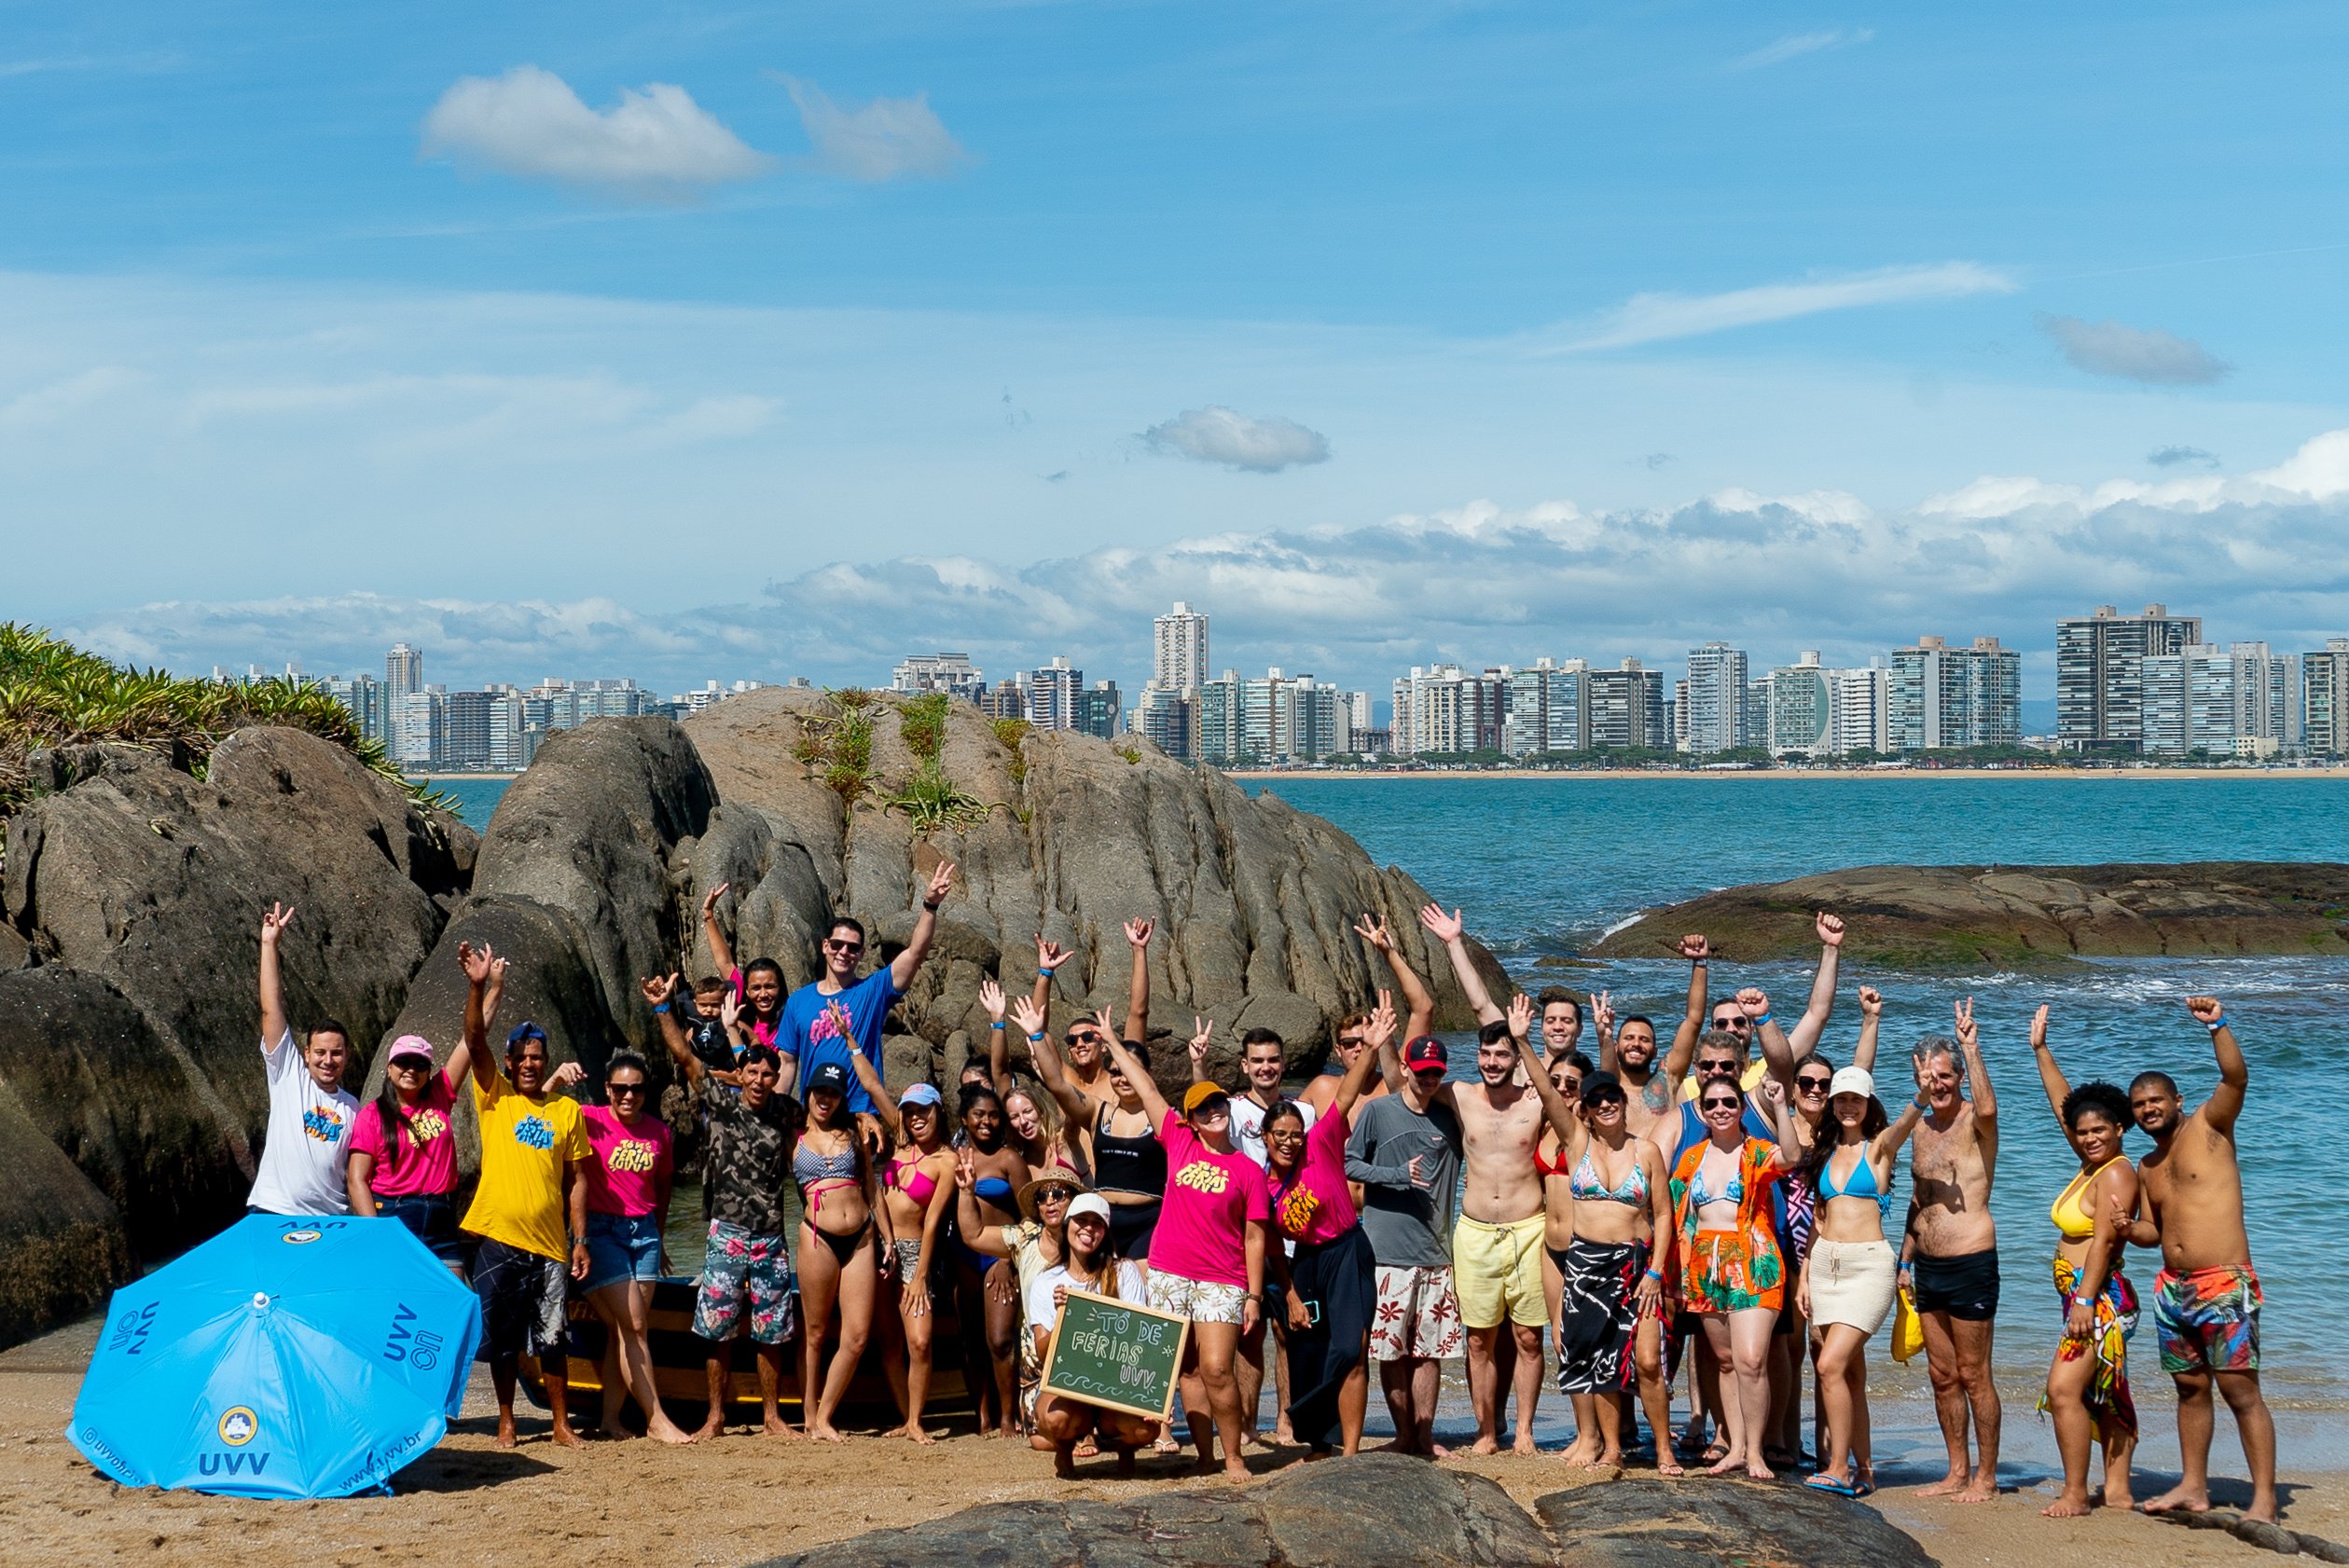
top-left (878, 760), bottom-right (995, 833)
top-left (898, 692), bottom-right (949, 763)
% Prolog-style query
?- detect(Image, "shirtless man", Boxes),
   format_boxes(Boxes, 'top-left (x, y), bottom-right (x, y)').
top-left (1410, 915), bottom-right (1581, 1454)
top-left (1900, 1010), bottom-right (2001, 1503)
top-left (1605, 935), bottom-right (1711, 1142)
top-left (2120, 996), bottom-right (2276, 1524)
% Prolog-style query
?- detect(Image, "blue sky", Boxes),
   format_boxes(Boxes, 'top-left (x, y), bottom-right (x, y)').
top-left (7, 1), bottom-right (2346, 700)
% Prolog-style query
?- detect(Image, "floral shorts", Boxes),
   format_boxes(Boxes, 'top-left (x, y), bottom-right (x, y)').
top-left (1369, 1264), bottom-right (1465, 1361)
top-left (2154, 1263), bottom-right (2260, 1375)
top-left (1147, 1269), bottom-right (1250, 1326)
top-left (1681, 1229), bottom-right (1784, 1314)
top-left (695, 1220), bottom-right (796, 1345)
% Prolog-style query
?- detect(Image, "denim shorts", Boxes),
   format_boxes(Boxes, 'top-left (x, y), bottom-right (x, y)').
top-left (377, 1193), bottom-right (465, 1262)
top-left (583, 1211), bottom-right (662, 1293)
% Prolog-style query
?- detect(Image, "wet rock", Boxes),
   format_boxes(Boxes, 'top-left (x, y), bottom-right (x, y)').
top-left (1534, 1477), bottom-right (1941, 1568)
top-left (1592, 861), bottom-right (2349, 970)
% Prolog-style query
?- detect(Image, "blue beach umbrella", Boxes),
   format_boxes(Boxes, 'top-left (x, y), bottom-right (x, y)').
top-left (70, 1213), bottom-right (482, 1498)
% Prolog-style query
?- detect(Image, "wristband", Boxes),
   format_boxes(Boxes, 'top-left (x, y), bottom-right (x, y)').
top-left (1644, 1267), bottom-right (1664, 1282)
top-left (923, 899), bottom-right (943, 912)
top-left (1038, 968), bottom-right (1054, 979)
top-left (1754, 1013), bottom-right (1773, 1027)
top-left (1913, 1092), bottom-right (1932, 1109)
top-left (988, 1020), bottom-right (1007, 1031)
top-left (2204, 1013), bottom-right (2225, 1030)
top-left (652, 1002), bottom-right (670, 1013)
top-left (1028, 1032), bottom-right (1046, 1043)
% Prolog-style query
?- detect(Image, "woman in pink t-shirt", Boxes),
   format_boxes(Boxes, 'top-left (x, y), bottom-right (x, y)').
top-left (1099, 1025), bottom-right (1267, 1481)
top-left (347, 1027), bottom-right (467, 1269)
top-left (1263, 994), bottom-right (1394, 1457)
top-left (579, 1052), bottom-right (690, 1444)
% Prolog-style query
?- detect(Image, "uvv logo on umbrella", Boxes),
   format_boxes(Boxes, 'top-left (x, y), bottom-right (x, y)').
top-left (72, 1214), bottom-right (483, 1499)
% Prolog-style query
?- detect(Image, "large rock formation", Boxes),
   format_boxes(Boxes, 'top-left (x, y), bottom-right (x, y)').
top-left (1593, 861), bottom-right (2349, 969)
top-left (0, 697), bottom-right (1495, 1346)
top-left (682, 688), bottom-right (1503, 1088)
top-left (0, 730), bottom-right (476, 1341)
top-left (750, 1454), bottom-right (1941, 1568)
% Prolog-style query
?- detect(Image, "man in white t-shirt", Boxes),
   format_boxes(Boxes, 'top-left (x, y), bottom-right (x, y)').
top-left (1192, 1025), bottom-right (1316, 1447)
top-left (246, 901), bottom-right (358, 1217)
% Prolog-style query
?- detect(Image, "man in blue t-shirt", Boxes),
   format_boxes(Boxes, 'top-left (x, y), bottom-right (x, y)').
top-left (780, 860), bottom-right (958, 1124)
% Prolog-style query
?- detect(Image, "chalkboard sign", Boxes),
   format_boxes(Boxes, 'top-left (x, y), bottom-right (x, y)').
top-left (1038, 1289), bottom-right (1189, 1421)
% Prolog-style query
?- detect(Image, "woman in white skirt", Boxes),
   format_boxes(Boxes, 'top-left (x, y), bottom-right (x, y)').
top-left (1797, 1062), bottom-right (1928, 1497)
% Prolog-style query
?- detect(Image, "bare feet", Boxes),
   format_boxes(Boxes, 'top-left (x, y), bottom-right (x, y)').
top-left (2246, 1498), bottom-right (2282, 1525)
top-left (1706, 1450), bottom-right (1744, 1477)
top-left (1512, 1429), bottom-right (1540, 1457)
top-left (2103, 1483), bottom-right (2136, 1511)
top-left (1054, 1452), bottom-right (1077, 1479)
top-left (2041, 1492), bottom-right (2093, 1519)
top-left (979, 1425), bottom-right (1003, 1439)
top-left (1430, 1441), bottom-right (1454, 1459)
top-left (887, 1421), bottom-right (938, 1445)
top-left (1275, 1422), bottom-right (1296, 1445)
top-left (650, 1421), bottom-right (697, 1446)
top-left (1471, 1435), bottom-right (1501, 1456)
top-left (1745, 1460), bottom-right (1775, 1481)
top-left (1917, 1470), bottom-right (1969, 1498)
top-left (549, 1422), bottom-right (587, 1450)
top-left (1594, 1450), bottom-right (1624, 1470)
top-left (691, 1418), bottom-right (725, 1443)
top-left (1223, 1460), bottom-right (1250, 1482)
top-left (1954, 1478), bottom-right (1998, 1504)
top-left (807, 1423), bottom-right (849, 1443)
top-left (2141, 1482), bottom-right (2210, 1515)
top-left (494, 1417), bottom-right (518, 1451)
top-left (760, 1415), bottom-right (798, 1439)
top-left (1560, 1440), bottom-right (1600, 1468)
top-left (1653, 1457), bottom-right (1686, 1478)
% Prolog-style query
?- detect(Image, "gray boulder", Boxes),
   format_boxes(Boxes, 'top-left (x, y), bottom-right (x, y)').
top-left (0, 1073), bottom-right (131, 1350)
top-left (1535, 1477), bottom-right (1941, 1568)
top-left (754, 1452), bottom-right (1559, 1568)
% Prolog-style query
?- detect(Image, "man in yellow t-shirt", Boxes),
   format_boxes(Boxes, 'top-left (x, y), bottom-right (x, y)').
top-left (463, 1012), bottom-right (590, 1449)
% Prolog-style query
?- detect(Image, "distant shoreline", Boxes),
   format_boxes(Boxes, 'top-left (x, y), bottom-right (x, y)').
top-left (1229, 766), bottom-right (2349, 781)
top-left (408, 772), bottom-right (521, 781)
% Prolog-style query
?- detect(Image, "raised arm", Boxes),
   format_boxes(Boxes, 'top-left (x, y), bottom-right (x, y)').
top-left (1511, 993), bottom-right (1579, 1145)
top-left (700, 882), bottom-right (737, 979)
top-left (980, 976), bottom-right (1016, 1095)
top-left (1873, 1087), bottom-right (1928, 1164)
top-left (1853, 986), bottom-right (1882, 1074)
top-left (1755, 1075), bottom-right (1798, 1170)
top-left (1020, 995), bottom-right (1093, 1131)
top-left (889, 860), bottom-right (957, 991)
top-left (643, 973), bottom-right (706, 1089)
top-left (2186, 996), bottom-right (2245, 1135)
top-left (464, 942), bottom-right (504, 1092)
top-left (1122, 918), bottom-right (1153, 1044)
top-left (1963, 999), bottom-right (1997, 1172)
top-left (1187, 1018), bottom-right (1214, 1085)
top-left (1783, 912), bottom-right (1844, 1063)
top-left (1102, 1025), bottom-right (1172, 1131)
top-left (2023, 1001), bottom-right (2069, 1136)
top-left (257, 901), bottom-right (295, 1051)
top-left (1356, 913), bottom-right (1436, 1041)
top-left (1029, 932), bottom-right (1069, 1023)
top-left (1419, 903), bottom-right (1503, 1025)
top-left (842, 1016), bottom-right (900, 1139)
top-left (1751, 986), bottom-right (1796, 1087)
top-left (1661, 933), bottom-right (1710, 1082)
top-left (1332, 992), bottom-right (1397, 1121)
top-left (1589, 989), bottom-right (1615, 1067)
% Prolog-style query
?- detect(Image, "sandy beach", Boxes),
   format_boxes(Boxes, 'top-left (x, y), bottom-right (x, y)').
top-left (8, 1313), bottom-right (2341, 1568)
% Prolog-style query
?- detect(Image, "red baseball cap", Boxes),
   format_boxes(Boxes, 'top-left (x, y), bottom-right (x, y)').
top-left (1403, 1036), bottom-right (1448, 1071)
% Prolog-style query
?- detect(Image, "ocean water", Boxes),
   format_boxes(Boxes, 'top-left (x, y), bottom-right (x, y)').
top-left (434, 772), bottom-right (2349, 1419)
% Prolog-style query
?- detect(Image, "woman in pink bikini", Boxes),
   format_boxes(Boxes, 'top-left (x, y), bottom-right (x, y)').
top-left (862, 1059), bottom-right (959, 1443)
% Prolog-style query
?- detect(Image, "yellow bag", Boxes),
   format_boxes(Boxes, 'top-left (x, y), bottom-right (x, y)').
top-left (1890, 1286), bottom-right (1924, 1364)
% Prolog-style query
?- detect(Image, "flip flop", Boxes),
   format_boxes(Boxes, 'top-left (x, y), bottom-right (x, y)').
top-left (1805, 1475), bottom-right (1859, 1497)
top-left (1853, 1479), bottom-right (1876, 1498)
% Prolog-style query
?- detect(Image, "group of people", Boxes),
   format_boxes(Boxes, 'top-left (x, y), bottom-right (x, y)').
top-left (240, 876), bottom-right (2278, 1521)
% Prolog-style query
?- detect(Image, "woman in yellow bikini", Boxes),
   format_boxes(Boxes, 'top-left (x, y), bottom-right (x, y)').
top-left (2028, 1001), bottom-right (2142, 1518)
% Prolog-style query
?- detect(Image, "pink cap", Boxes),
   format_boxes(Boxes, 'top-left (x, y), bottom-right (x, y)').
top-left (388, 1034), bottom-right (435, 1065)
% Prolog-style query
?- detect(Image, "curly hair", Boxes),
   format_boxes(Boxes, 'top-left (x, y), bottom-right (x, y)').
top-left (2062, 1080), bottom-right (2132, 1132)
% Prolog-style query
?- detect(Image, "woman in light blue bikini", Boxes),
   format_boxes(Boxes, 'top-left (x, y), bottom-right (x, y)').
top-left (1796, 1026), bottom-right (1928, 1497)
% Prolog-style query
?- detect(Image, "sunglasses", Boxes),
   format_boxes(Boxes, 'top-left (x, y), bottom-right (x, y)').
top-left (1697, 1061), bottom-right (1738, 1077)
top-left (609, 1081), bottom-right (646, 1097)
top-left (1713, 1015), bottom-right (1752, 1030)
top-left (823, 939), bottom-right (864, 954)
top-left (1584, 1093), bottom-right (1625, 1108)
top-left (389, 1056), bottom-right (431, 1072)
top-left (1702, 1098), bottom-right (1743, 1112)
top-left (1068, 1031), bottom-right (1106, 1046)
top-left (1795, 1076), bottom-right (1833, 1092)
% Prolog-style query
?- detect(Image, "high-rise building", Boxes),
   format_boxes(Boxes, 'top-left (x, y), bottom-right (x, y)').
top-left (670, 679), bottom-right (769, 716)
top-left (2055, 603), bottom-right (2204, 753)
top-left (2227, 642), bottom-right (2299, 753)
top-left (443, 688), bottom-right (526, 770)
top-left (1886, 636), bottom-right (2022, 752)
top-left (1831, 665), bottom-right (1890, 755)
top-left (319, 673), bottom-right (394, 750)
top-left (1500, 658), bottom-right (1587, 757)
top-left (1153, 602), bottom-right (1209, 693)
top-left (1344, 691), bottom-right (1375, 753)
top-left (2140, 642), bottom-right (2301, 760)
top-left (385, 643), bottom-right (423, 699)
top-left (1763, 653), bottom-right (1833, 757)
top-left (2305, 639), bottom-right (2349, 758)
top-left (1290, 678), bottom-right (1345, 761)
top-left (1026, 657), bottom-right (1084, 731)
top-left (891, 653), bottom-right (986, 703)
top-left (1586, 660), bottom-right (1666, 751)
top-left (1196, 670), bottom-right (1241, 763)
top-left (395, 687), bottom-right (445, 769)
top-left (1389, 665), bottom-right (1505, 755)
top-left (1075, 679), bottom-right (1123, 741)
top-left (976, 681), bottom-right (1027, 722)
top-left (1682, 643), bottom-right (1748, 755)
top-left (1137, 685), bottom-right (1196, 761)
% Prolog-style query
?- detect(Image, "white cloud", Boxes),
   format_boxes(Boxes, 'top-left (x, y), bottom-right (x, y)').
top-left (1141, 406), bottom-right (1331, 473)
top-left (1547, 263), bottom-right (2018, 351)
top-left (2037, 313), bottom-right (2232, 386)
top-left (0, 366), bottom-right (144, 429)
top-left (420, 65), bottom-right (772, 198)
top-left (1726, 29), bottom-right (1876, 72)
top-left (67, 425), bottom-right (2349, 695)
top-left (778, 76), bottom-right (970, 182)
